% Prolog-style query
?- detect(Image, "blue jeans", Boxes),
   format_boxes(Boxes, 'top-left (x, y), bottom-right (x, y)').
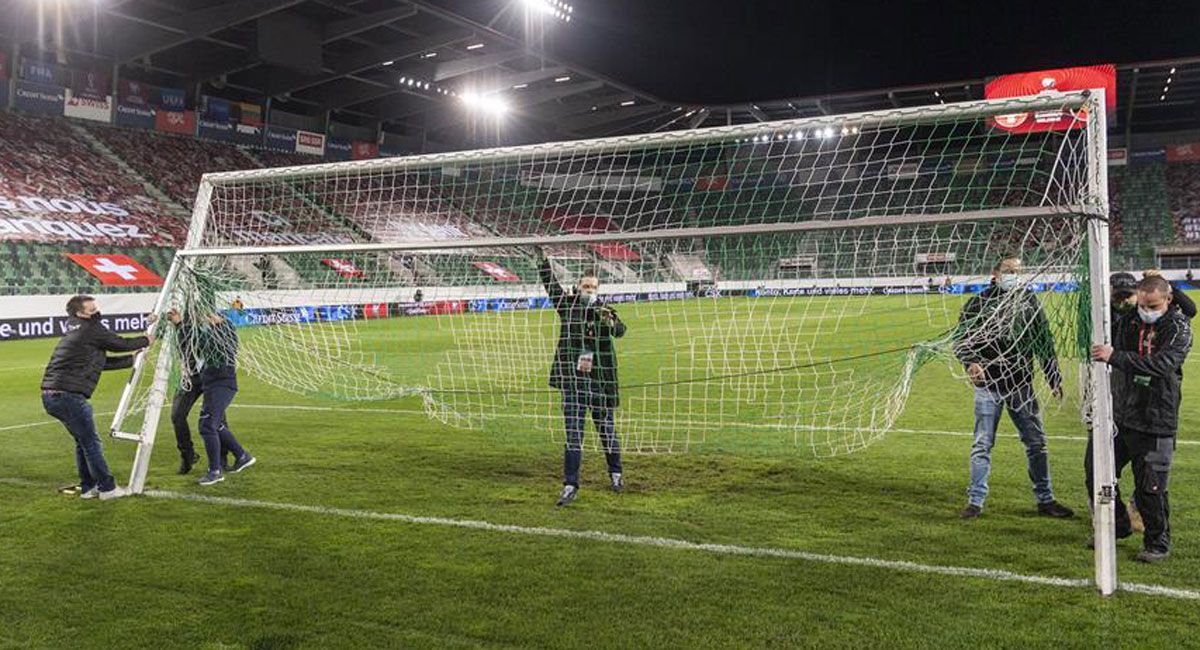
top-left (562, 389), bottom-right (622, 487)
top-left (198, 385), bottom-right (246, 473)
top-left (967, 386), bottom-right (1054, 507)
top-left (42, 391), bottom-right (116, 493)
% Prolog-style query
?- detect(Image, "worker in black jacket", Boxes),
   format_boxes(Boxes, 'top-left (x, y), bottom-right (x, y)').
top-left (953, 256), bottom-right (1074, 519)
top-left (1084, 271), bottom-right (1195, 536)
top-left (168, 309), bottom-right (233, 475)
top-left (1092, 275), bottom-right (1193, 563)
top-left (166, 308), bottom-right (255, 486)
top-left (537, 250), bottom-right (626, 506)
top-left (40, 295), bottom-right (155, 500)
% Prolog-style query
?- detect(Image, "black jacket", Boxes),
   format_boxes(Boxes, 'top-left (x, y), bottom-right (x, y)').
top-left (178, 319), bottom-right (239, 391)
top-left (41, 317), bottom-right (149, 398)
top-left (540, 260), bottom-right (626, 407)
top-left (1108, 308), bottom-right (1192, 437)
top-left (953, 284), bottom-right (1061, 394)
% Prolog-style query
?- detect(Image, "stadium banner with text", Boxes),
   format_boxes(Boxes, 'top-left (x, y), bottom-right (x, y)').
top-left (1181, 217), bottom-right (1200, 242)
top-left (1130, 148), bottom-right (1166, 164)
top-left (115, 103), bottom-right (156, 130)
top-left (0, 312), bottom-right (152, 341)
top-left (985, 64), bottom-right (1116, 133)
top-left (158, 86), bottom-right (186, 111)
top-left (70, 69), bottom-right (111, 101)
top-left (64, 89), bottom-right (112, 123)
top-left (20, 59), bottom-right (69, 86)
top-left (197, 117), bottom-right (235, 142)
top-left (118, 79), bottom-right (153, 106)
top-left (265, 125), bottom-right (298, 152)
top-left (66, 253), bottom-right (164, 287)
top-left (352, 140), bottom-right (379, 160)
top-left (155, 108), bottom-right (196, 135)
top-left (325, 137), bottom-right (352, 161)
top-left (1166, 142), bottom-right (1200, 164)
top-left (296, 130), bottom-right (326, 156)
top-left (1108, 148), bottom-right (1128, 166)
top-left (234, 123), bottom-right (263, 146)
top-left (14, 80), bottom-right (64, 117)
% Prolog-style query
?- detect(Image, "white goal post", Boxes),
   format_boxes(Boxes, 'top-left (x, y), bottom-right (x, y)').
top-left (110, 90), bottom-right (1118, 595)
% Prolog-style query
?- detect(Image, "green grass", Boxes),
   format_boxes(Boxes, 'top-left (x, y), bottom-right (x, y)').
top-left (2, 295), bottom-right (1199, 649)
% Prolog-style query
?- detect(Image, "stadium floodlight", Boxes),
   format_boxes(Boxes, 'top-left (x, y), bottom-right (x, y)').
top-left (422, 52), bottom-right (438, 59)
top-left (512, 83), bottom-right (528, 89)
top-left (522, 0), bottom-right (573, 22)
top-left (620, 100), bottom-right (636, 106)
top-left (113, 90), bottom-right (1119, 597)
top-left (382, 60), bottom-right (394, 66)
top-left (554, 76), bottom-right (571, 82)
top-left (466, 43), bottom-right (485, 50)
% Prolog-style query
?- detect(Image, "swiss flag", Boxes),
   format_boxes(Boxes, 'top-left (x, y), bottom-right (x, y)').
top-left (472, 261), bottom-right (520, 282)
top-left (363, 303), bottom-right (389, 319)
top-left (322, 258), bottom-right (365, 278)
top-left (66, 254), bottom-right (164, 286)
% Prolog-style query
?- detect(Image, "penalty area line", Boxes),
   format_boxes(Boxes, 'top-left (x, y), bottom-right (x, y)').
top-left (142, 487), bottom-right (1197, 602)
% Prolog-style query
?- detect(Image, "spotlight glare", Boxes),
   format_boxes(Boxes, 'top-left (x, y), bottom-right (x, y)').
top-left (512, 83), bottom-right (528, 89)
top-left (382, 60), bottom-right (394, 66)
top-left (466, 43), bottom-right (485, 50)
top-left (554, 76), bottom-right (571, 82)
top-left (421, 52), bottom-right (437, 59)
top-left (620, 100), bottom-right (635, 106)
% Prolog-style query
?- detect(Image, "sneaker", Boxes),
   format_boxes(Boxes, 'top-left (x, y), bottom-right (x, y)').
top-left (1129, 500), bottom-right (1145, 533)
top-left (98, 486), bottom-right (129, 501)
top-left (198, 470), bottom-right (224, 486)
top-left (556, 485), bottom-right (578, 507)
top-left (178, 452), bottom-right (200, 475)
top-left (1135, 549), bottom-right (1170, 564)
top-left (229, 454), bottom-right (257, 474)
top-left (1037, 501), bottom-right (1075, 518)
top-left (610, 472), bottom-right (623, 494)
top-left (80, 487), bottom-right (100, 500)
top-left (960, 504), bottom-right (983, 519)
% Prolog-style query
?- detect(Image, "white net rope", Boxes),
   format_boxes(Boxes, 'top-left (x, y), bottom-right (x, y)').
top-left (117, 93), bottom-right (1104, 457)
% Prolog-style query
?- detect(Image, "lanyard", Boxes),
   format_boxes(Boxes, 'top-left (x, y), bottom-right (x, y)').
top-left (1138, 322), bottom-right (1154, 357)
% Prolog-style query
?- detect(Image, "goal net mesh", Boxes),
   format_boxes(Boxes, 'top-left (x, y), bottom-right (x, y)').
top-left (118, 92), bottom-right (1104, 457)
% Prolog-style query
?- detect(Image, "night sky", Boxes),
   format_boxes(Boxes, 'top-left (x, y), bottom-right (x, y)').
top-left (532, 0), bottom-right (1200, 104)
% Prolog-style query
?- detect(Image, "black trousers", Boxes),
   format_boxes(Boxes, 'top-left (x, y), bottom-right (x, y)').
top-left (171, 377), bottom-right (230, 462)
top-left (1086, 427), bottom-right (1174, 552)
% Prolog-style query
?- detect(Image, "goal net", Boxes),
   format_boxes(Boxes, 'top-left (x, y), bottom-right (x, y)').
top-left (112, 90), bottom-right (1110, 473)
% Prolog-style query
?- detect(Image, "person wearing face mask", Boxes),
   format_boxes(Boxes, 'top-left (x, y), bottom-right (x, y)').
top-left (1092, 275), bottom-right (1193, 563)
top-left (41, 295), bottom-right (156, 501)
top-left (1084, 272), bottom-right (1194, 537)
top-left (953, 256), bottom-right (1073, 519)
top-left (537, 249), bottom-right (627, 506)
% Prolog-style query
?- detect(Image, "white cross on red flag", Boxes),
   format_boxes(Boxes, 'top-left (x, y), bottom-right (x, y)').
top-left (322, 258), bottom-right (365, 278)
top-left (472, 261), bottom-right (519, 282)
top-left (65, 253), bottom-right (164, 286)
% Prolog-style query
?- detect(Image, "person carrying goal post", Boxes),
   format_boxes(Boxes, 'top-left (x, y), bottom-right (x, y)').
top-left (536, 249), bottom-right (626, 506)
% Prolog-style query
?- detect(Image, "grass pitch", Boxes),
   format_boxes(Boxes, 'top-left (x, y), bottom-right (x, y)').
top-left (2, 294), bottom-right (1199, 649)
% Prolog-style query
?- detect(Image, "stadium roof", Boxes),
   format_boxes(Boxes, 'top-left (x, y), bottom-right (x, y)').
top-left (1, 0), bottom-right (1197, 147)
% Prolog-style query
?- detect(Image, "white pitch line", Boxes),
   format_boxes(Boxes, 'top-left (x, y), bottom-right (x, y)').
top-left (2, 476), bottom-right (1196, 601)
top-left (0, 410), bottom-right (116, 432)
top-left (139, 488), bottom-right (1199, 601)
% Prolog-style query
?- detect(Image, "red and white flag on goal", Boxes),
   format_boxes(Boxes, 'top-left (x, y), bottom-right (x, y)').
top-left (65, 253), bottom-right (164, 286)
top-left (322, 258), bottom-right (365, 278)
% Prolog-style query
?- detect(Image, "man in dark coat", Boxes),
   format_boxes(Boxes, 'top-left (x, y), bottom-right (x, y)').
top-left (167, 307), bottom-right (255, 486)
top-left (953, 256), bottom-right (1074, 519)
top-left (537, 250), bottom-right (627, 506)
top-left (1092, 275), bottom-right (1193, 563)
top-left (168, 310), bottom-right (233, 475)
top-left (41, 295), bottom-right (155, 500)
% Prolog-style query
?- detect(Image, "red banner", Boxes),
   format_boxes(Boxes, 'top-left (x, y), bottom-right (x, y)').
top-left (589, 242), bottom-right (641, 261)
top-left (985, 65), bottom-right (1116, 133)
top-left (472, 261), bottom-right (520, 282)
top-left (155, 109), bottom-right (195, 135)
top-left (322, 258), bottom-right (364, 278)
top-left (1166, 142), bottom-right (1200, 164)
top-left (352, 141), bottom-right (378, 160)
top-left (363, 303), bottom-right (389, 319)
top-left (66, 254), bottom-right (164, 286)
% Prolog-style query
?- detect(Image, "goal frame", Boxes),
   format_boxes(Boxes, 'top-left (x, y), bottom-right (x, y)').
top-left (109, 90), bottom-right (1118, 595)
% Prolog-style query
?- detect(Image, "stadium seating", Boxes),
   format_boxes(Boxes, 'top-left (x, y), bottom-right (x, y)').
top-left (1112, 162), bottom-right (1173, 268)
top-left (0, 242), bottom-right (175, 296)
top-left (1168, 163), bottom-right (1200, 244)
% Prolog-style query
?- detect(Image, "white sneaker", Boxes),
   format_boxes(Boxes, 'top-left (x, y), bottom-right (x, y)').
top-left (98, 486), bottom-right (130, 501)
top-left (556, 484), bottom-right (578, 507)
top-left (80, 487), bottom-right (100, 500)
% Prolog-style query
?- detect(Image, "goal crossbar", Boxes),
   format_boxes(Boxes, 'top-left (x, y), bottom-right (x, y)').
top-left (177, 204), bottom-right (1092, 258)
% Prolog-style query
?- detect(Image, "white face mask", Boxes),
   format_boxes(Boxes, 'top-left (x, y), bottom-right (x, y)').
top-left (1138, 307), bottom-right (1165, 324)
top-left (580, 290), bottom-right (597, 305)
top-left (997, 274), bottom-right (1021, 291)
